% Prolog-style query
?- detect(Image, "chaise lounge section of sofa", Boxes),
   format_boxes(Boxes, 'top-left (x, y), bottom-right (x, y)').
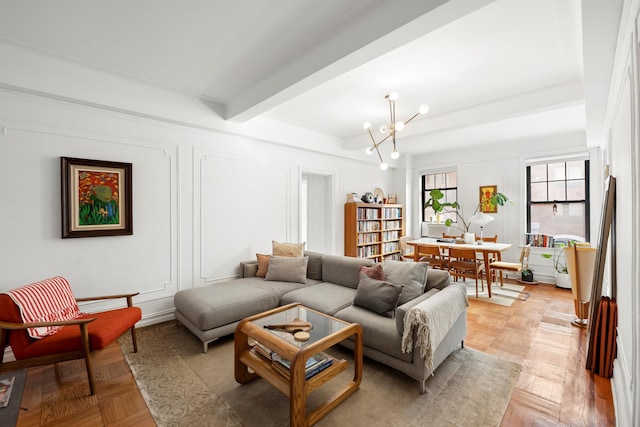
top-left (173, 251), bottom-right (467, 393)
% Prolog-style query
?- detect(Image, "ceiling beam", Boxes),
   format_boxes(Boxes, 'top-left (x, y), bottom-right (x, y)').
top-left (225, 0), bottom-right (496, 123)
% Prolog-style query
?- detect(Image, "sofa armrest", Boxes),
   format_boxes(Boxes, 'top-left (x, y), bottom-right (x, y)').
top-left (395, 288), bottom-right (440, 336)
top-left (240, 260), bottom-right (259, 278)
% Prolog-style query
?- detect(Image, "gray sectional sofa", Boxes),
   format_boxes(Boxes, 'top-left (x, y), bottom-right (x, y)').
top-left (173, 251), bottom-right (468, 393)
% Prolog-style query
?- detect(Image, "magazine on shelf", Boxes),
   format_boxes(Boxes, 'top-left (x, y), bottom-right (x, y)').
top-left (271, 351), bottom-right (333, 380)
top-left (0, 376), bottom-right (15, 408)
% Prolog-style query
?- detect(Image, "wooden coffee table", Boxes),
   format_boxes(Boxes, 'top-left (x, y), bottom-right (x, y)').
top-left (234, 303), bottom-right (363, 427)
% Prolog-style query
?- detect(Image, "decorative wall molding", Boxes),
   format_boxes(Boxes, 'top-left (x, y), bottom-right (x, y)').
top-left (192, 148), bottom-right (290, 286)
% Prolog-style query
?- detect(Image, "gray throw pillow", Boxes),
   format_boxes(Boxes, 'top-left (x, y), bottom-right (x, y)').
top-left (353, 272), bottom-right (403, 318)
top-left (265, 256), bottom-right (309, 284)
top-left (382, 260), bottom-right (429, 305)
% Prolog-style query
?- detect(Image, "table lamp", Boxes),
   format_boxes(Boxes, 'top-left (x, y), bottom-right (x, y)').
top-left (469, 212), bottom-right (494, 243)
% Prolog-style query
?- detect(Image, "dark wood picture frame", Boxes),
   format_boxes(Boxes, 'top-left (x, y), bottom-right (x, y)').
top-left (61, 157), bottom-right (133, 238)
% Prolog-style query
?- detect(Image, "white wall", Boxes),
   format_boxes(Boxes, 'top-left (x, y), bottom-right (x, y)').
top-left (410, 131), bottom-right (601, 282)
top-left (599, 0), bottom-right (640, 424)
top-left (0, 87), bottom-right (392, 325)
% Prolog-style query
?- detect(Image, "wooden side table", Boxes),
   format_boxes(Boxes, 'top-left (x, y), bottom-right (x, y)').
top-left (234, 303), bottom-right (363, 427)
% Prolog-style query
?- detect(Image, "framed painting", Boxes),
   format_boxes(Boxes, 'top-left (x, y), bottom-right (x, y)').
top-left (61, 157), bottom-right (133, 238)
top-left (479, 185), bottom-right (498, 213)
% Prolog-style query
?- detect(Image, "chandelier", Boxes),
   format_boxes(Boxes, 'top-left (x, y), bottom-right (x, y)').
top-left (364, 91), bottom-right (429, 170)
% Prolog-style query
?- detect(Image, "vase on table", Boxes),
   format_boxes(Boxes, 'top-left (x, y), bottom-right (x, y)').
top-left (463, 233), bottom-right (475, 244)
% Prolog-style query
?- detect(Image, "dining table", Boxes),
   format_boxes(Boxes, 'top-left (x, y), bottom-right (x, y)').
top-left (407, 237), bottom-right (512, 298)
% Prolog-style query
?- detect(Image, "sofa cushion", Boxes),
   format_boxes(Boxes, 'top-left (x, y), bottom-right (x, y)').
top-left (424, 268), bottom-right (451, 291)
top-left (335, 304), bottom-right (413, 363)
top-left (382, 260), bottom-right (429, 305)
top-left (359, 263), bottom-right (385, 280)
top-left (353, 273), bottom-right (403, 318)
top-left (272, 240), bottom-right (305, 257)
top-left (322, 255), bottom-right (374, 289)
top-left (281, 283), bottom-right (356, 315)
top-left (265, 256), bottom-right (309, 284)
top-left (303, 251), bottom-right (324, 281)
top-left (174, 279), bottom-right (282, 331)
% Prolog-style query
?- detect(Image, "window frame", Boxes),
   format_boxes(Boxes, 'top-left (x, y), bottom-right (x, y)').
top-left (526, 159), bottom-right (590, 241)
top-left (421, 170), bottom-right (458, 223)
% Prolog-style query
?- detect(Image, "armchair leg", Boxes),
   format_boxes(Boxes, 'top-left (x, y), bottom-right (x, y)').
top-left (79, 323), bottom-right (96, 395)
top-left (130, 326), bottom-right (138, 353)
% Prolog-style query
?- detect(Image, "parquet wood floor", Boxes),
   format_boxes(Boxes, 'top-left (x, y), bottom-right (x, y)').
top-left (14, 281), bottom-right (614, 426)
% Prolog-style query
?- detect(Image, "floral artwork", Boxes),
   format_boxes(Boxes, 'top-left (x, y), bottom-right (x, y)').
top-left (61, 157), bottom-right (133, 238)
top-left (480, 185), bottom-right (498, 213)
top-left (78, 170), bottom-right (120, 225)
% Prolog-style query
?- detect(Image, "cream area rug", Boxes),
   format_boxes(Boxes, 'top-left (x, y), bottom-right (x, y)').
top-left (464, 281), bottom-right (530, 306)
top-left (120, 321), bottom-right (522, 427)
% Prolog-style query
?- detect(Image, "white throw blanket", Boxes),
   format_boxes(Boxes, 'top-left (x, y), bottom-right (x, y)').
top-left (401, 284), bottom-right (469, 374)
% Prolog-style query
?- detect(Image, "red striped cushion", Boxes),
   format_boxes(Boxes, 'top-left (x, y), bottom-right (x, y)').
top-left (6, 276), bottom-right (81, 339)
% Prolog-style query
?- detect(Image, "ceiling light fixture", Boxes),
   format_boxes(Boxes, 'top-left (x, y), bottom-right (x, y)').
top-left (364, 92), bottom-right (429, 170)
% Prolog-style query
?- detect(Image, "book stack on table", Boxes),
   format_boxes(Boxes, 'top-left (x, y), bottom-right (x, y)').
top-left (250, 340), bottom-right (334, 380)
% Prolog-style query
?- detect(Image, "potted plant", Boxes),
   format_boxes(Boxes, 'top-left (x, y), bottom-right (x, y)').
top-left (423, 189), bottom-right (512, 237)
top-left (521, 266), bottom-right (535, 282)
top-left (541, 242), bottom-right (574, 289)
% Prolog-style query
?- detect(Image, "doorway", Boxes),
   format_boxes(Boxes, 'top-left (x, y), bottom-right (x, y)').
top-left (300, 171), bottom-right (333, 253)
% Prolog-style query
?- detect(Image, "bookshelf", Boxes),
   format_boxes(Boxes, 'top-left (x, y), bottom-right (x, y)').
top-left (344, 203), bottom-right (405, 261)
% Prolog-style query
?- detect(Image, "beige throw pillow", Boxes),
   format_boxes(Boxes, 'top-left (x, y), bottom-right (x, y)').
top-left (256, 253), bottom-right (291, 277)
top-left (272, 240), bottom-right (305, 257)
top-left (265, 256), bottom-right (309, 284)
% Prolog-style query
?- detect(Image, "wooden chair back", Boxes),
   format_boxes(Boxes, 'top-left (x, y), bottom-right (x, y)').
top-left (416, 244), bottom-right (447, 269)
top-left (476, 234), bottom-right (498, 242)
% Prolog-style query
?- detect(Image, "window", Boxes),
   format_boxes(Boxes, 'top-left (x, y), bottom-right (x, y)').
top-left (421, 171), bottom-right (457, 223)
top-left (526, 159), bottom-right (589, 241)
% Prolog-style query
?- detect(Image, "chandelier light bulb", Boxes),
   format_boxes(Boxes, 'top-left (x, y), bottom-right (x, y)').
top-left (379, 125), bottom-right (388, 134)
top-left (380, 162), bottom-right (388, 170)
top-left (419, 104), bottom-right (429, 115)
top-left (388, 92), bottom-right (399, 101)
top-left (365, 146), bottom-right (374, 155)
top-left (390, 149), bottom-right (400, 159)
top-left (363, 122), bottom-right (371, 130)
top-left (395, 121), bottom-right (405, 132)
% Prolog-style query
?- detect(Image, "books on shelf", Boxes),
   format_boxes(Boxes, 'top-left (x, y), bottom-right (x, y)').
top-left (0, 376), bottom-right (15, 408)
top-left (272, 352), bottom-right (333, 380)
top-left (525, 233), bottom-right (555, 247)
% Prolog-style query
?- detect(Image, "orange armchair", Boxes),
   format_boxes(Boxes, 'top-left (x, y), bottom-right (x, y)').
top-left (0, 278), bottom-right (141, 395)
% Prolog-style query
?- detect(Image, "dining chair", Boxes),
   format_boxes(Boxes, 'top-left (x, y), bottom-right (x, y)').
top-left (475, 234), bottom-right (499, 281)
top-left (489, 245), bottom-right (531, 287)
top-left (399, 236), bottom-right (415, 261)
top-left (448, 247), bottom-right (485, 298)
top-left (416, 244), bottom-right (447, 269)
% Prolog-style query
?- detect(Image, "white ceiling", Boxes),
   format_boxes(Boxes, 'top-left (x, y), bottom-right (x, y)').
top-left (0, 0), bottom-right (586, 155)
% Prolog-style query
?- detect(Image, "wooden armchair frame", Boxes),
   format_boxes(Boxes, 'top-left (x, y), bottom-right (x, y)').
top-left (0, 292), bottom-right (140, 395)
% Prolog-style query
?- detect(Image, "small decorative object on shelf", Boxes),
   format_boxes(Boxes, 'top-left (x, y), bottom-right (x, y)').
top-left (361, 192), bottom-right (375, 203)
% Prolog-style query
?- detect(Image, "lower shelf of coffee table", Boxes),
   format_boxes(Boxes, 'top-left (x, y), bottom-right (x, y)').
top-left (240, 348), bottom-right (348, 396)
